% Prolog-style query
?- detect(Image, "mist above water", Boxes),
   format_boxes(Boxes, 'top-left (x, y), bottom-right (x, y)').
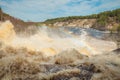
top-left (0, 21), bottom-right (117, 57)
top-left (0, 21), bottom-right (120, 80)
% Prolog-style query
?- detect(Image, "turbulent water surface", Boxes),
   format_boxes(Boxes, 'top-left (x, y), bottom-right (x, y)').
top-left (0, 21), bottom-right (120, 80)
top-left (0, 21), bottom-right (116, 56)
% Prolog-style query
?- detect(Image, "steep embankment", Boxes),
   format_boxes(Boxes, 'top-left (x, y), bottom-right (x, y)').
top-left (0, 8), bottom-right (38, 36)
top-left (44, 8), bottom-right (120, 31)
top-left (50, 19), bottom-right (96, 28)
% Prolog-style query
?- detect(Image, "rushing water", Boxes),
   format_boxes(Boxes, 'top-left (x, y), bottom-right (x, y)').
top-left (63, 27), bottom-right (108, 39)
top-left (0, 21), bottom-right (120, 80)
top-left (0, 21), bottom-right (117, 56)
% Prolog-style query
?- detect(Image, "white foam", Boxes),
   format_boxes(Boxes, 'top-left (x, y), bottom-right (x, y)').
top-left (0, 21), bottom-right (117, 56)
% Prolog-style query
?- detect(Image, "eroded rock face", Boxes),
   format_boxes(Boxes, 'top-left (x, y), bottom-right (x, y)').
top-left (53, 19), bottom-right (96, 28)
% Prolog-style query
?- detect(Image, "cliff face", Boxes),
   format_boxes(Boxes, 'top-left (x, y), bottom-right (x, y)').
top-left (44, 8), bottom-right (120, 31)
top-left (50, 19), bottom-right (119, 31)
top-left (45, 18), bottom-right (120, 31)
top-left (52, 19), bottom-right (96, 28)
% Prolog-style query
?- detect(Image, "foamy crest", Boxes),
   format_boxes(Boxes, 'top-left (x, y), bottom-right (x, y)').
top-left (0, 21), bottom-right (117, 56)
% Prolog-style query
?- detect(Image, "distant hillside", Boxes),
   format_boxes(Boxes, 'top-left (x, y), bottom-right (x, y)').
top-left (1, 7), bottom-right (120, 31)
top-left (0, 8), bottom-right (38, 35)
top-left (44, 8), bottom-right (120, 31)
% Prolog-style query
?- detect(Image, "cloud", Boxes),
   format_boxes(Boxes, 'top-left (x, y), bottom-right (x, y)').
top-left (0, 0), bottom-right (120, 22)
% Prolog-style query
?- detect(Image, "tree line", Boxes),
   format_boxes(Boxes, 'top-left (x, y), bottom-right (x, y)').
top-left (45, 8), bottom-right (120, 23)
top-left (44, 8), bottom-right (120, 30)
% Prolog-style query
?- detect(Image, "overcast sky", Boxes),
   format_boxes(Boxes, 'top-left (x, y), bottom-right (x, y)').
top-left (0, 0), bottom-right (120, 22)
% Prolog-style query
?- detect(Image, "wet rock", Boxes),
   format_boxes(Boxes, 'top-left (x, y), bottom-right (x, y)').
top-left (112, 48), bottom-right (120, 54)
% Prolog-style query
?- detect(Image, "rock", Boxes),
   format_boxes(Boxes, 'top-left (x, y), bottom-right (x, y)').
top-left (112, 48), bottom-right (120, 54)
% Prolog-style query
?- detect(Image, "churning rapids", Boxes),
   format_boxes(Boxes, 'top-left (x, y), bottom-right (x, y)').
top-left (0, 21), bottom-right (120, 80)
top-left (0, 21), bottom-right (117, 56)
